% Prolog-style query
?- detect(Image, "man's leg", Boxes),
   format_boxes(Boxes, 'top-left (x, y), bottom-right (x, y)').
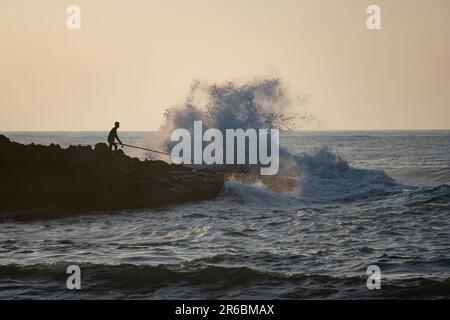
top-left (108, 142), bottom-right (114, 161)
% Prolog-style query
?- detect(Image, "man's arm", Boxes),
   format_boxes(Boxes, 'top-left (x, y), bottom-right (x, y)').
top-left (115, 132), bottom-right (123, 145)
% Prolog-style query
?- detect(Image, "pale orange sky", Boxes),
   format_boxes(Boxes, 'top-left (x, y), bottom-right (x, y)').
top-left (0, 0), bottom-right (449, 131)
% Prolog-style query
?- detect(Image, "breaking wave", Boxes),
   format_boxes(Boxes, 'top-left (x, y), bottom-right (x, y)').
top-left (224, 147), bottom-right (401, 202)
top-left (289, 146), bottom-right (400, 200)
top-left (158, 77), bottom-right (310, 152)
top-left (156, 77), bottom-right (402, 201)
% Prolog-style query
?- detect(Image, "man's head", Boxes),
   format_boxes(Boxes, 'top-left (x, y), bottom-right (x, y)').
top-left (115, 121), bottom-right (120, 128)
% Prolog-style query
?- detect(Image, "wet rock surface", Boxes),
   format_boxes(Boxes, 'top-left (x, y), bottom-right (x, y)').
top-left (0, 135), bottom-right (224, 221)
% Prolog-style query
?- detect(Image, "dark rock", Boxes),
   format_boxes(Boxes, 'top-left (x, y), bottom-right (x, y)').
top-left (0, 135), bottom-right (224, 221)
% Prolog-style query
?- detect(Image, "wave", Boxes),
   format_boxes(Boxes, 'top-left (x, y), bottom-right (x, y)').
top-left (152, 77), bottom-right (446, 204)
top-left (223, 147), bottom-right (402, 203)
top-left (289, 147), bottom-right (401, 200)
top-left (223, 148), bottom-right (450, 212)
top-left (152, 77), bottom-right (404, 202)
top-left (1, 262), bottom-right (449, 299)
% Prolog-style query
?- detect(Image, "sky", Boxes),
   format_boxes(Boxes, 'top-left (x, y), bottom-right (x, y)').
top-left (0, 0), bottom-right (449, 131)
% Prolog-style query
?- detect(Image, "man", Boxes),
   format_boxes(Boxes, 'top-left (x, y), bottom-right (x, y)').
top-left (108, 121), bottom-right (123, 153)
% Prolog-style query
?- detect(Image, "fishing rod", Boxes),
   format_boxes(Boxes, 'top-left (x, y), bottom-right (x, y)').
top-left (120, 143), bottom-right (172, 157)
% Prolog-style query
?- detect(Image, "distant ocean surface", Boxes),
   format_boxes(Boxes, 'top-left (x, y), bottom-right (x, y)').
top-left (0, 131), bottom-right (449, 299)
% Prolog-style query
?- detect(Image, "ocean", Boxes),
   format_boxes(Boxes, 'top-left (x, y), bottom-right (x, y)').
top-left (0, 131), bottom-right (449, 299)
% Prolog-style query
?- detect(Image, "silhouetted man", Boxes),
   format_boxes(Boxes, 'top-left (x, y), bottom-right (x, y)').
top-left (108, 121), bottom-right (123, 154)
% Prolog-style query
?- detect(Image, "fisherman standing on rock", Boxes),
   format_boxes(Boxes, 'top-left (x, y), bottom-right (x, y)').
top-left (108, 121), bottom-right (123, 155)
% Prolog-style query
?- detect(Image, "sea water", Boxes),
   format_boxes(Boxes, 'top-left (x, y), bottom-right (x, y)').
top-left (0, 131), bottom-right (449, 299)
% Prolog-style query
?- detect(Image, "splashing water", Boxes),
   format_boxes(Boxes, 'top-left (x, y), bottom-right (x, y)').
top-left (153, 77), bottom-right (399, 200)
top-left (158, 78), bottom-right (309, 151)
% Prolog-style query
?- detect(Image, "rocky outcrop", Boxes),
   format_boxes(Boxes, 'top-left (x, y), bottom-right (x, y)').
top-left (0, 135), bottom-right (224, 221)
